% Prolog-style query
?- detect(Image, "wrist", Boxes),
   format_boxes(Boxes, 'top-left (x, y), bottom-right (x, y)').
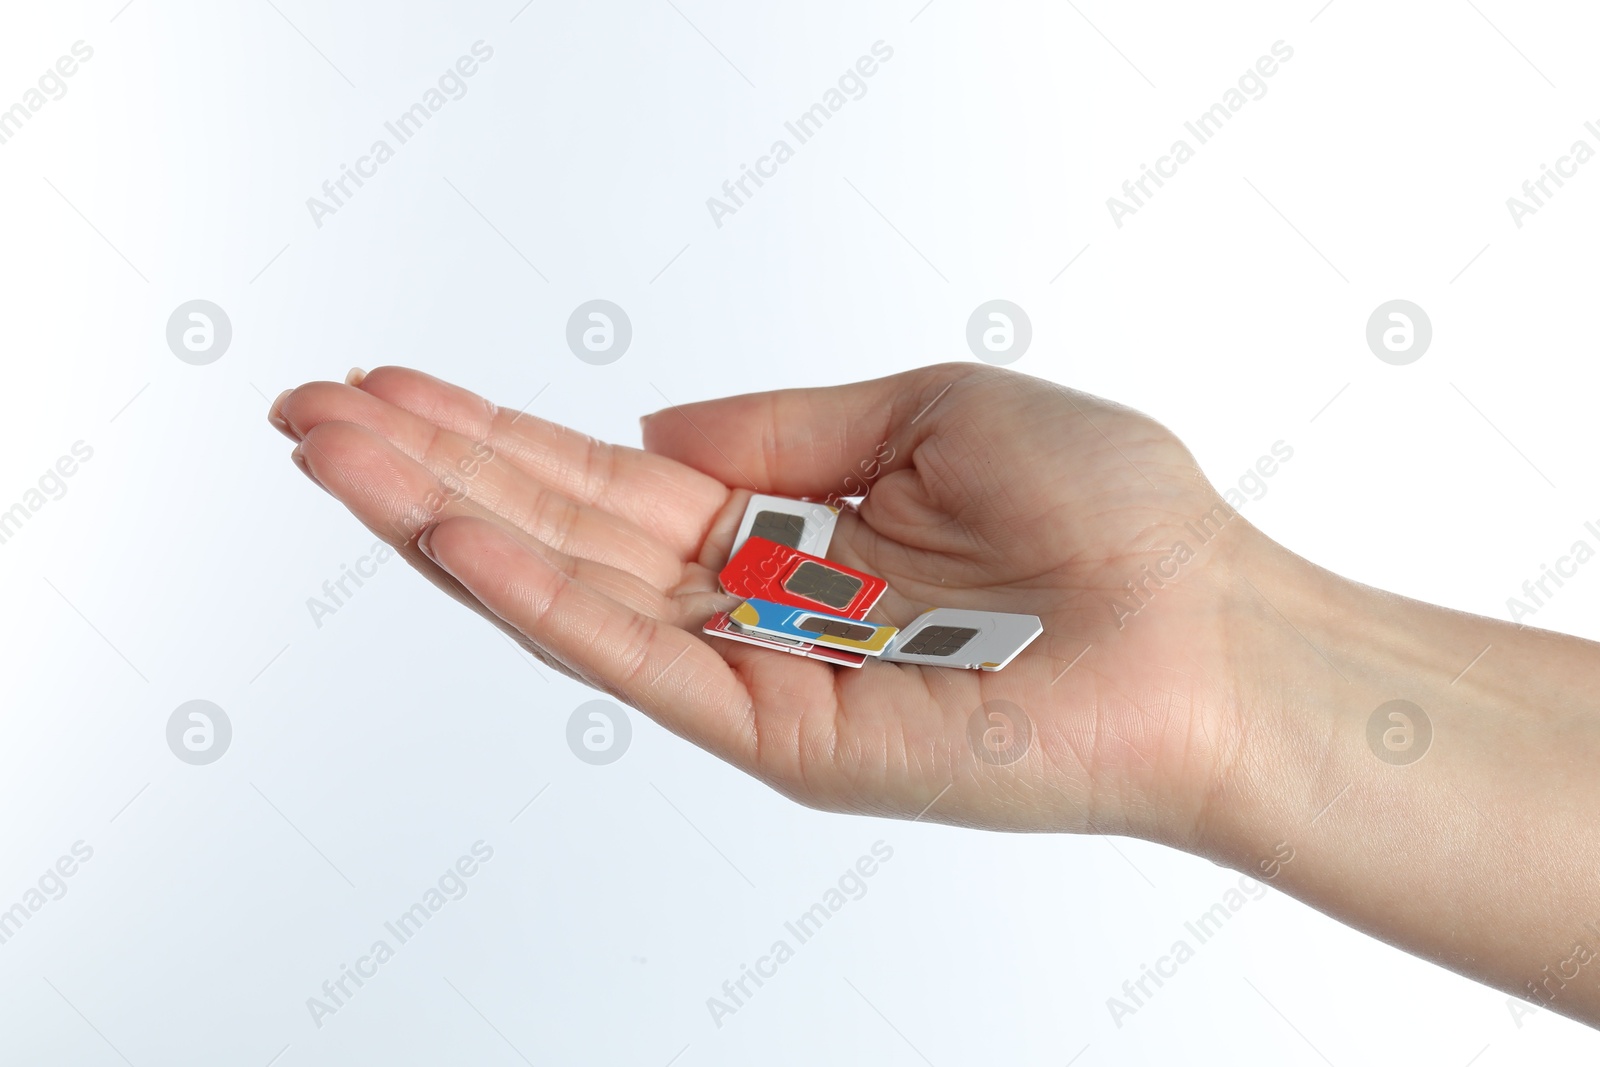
top-left (1193, 531), bottom-right (1369, 870)
top-left (1076, 522), bottom-right (1342, 858)
top-left (1132, 509), bottom-right (1600, 1025)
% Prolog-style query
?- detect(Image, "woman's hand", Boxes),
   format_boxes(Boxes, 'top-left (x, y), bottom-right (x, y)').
top-left (270, 362), bottom-right (1600, 1028)
top-left (268, 362), bottom-right (1265, 849)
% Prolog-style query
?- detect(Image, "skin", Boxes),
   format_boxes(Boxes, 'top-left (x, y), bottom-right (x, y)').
top-left (270, 361), bottom-right (1600, 1029)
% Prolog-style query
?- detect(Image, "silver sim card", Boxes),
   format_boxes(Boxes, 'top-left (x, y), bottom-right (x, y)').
top-left (729, 495), bottom-right (839, 558)
top-left (881, 608), bottom-right (1043, 671)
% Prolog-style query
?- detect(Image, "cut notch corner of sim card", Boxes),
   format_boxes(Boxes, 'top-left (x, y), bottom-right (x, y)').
top-left (730, 494), bottom-right (839, 559)
top-left (881, 608), bottom-right (1043, 671)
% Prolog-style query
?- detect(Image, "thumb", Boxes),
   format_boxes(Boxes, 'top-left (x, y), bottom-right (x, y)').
top-left (640, 363), bottom-right (975, 497)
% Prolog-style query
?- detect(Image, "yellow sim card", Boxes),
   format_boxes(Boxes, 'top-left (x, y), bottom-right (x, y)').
top-left (729, 599), bottom-right (898, 655)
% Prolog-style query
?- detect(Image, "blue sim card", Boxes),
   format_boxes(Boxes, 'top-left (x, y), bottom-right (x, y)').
top-left (729, 598), bottom-right (899, 655)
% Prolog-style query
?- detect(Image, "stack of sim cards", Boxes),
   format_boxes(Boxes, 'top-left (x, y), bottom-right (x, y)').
top-left (703, 495), bottom-right (1043, 670)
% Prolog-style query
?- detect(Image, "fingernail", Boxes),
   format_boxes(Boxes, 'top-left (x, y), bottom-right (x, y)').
top-left (416, 523), bottom-right (438, 559)
top-left (289, 446), bottom-right (321, 487)
top-left (268, 389), bottom-right (297, 439)
top-left (345, 367), bottom-right (368, 387)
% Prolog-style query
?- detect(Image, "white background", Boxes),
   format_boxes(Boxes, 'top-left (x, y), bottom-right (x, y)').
top-left (1, 0), bottom-right (1597, 1063)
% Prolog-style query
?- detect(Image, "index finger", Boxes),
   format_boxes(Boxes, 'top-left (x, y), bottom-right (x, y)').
top-left (356, 365), bottom-right (731, 558)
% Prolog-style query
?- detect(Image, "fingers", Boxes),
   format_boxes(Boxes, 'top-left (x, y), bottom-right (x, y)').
top-left (418, 514), bottom-right (758, 764)
top-left (639, 363), bottom-right (979, 496)
top-left (292, 419), bottom-right (444, 546)
top-left (288, 419), bottom-right (535, 650)
top-left (353, 366), bottom-right (730, 558)
top-left (276, 381), bottom-right (686, 590)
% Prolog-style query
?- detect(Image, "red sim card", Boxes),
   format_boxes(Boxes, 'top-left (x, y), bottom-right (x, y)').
top-left (719, 537), bottom-right (886, 620)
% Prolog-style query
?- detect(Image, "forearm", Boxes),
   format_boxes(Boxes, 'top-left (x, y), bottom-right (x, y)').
top-left (1207, 532), bottom-right (1600, 1025)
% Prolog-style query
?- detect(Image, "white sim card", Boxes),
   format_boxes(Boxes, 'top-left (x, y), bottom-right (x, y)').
top-left (702, 611), bottom-right (867, 668)
top-left (881, 608), bottom-right (1043, 671)
top-left (729, 495), bottom-right (839, 559)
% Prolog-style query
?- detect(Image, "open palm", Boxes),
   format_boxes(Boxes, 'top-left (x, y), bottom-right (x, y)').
top-left (271, 363), bottom-right (1256, 846)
